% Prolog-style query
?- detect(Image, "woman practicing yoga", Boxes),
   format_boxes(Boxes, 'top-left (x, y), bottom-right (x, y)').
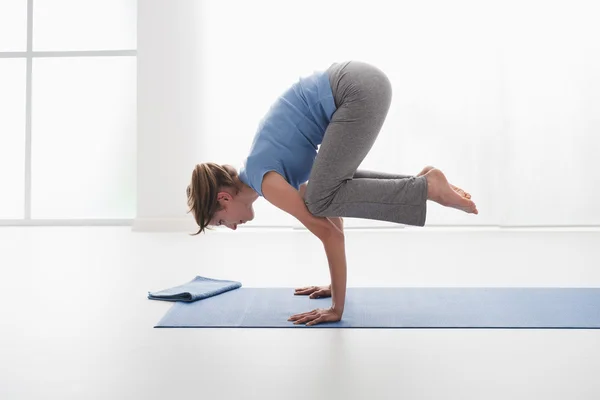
top-left (186, 60), bottom-right (478, 326)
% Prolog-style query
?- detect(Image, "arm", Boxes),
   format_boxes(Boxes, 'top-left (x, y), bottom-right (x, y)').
top-left (321, 233), bottom-right (347, 314)
top-left (327, 216), bottom-right (344, 235)
top-left (322, 217), bottom-right (345, 308)
top-left (263, 173), bottom-right (341, 243)
top-left (262, 172), bottom-right (347, 315)
top-left (299, 182), bottom-right (344, 236)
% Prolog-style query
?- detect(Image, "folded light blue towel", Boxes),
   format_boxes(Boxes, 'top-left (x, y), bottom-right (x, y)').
top-left (148, 276), bottom-right (242, 302)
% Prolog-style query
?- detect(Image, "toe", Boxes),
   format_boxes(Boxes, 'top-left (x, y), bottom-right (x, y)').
top-left (451, 184), bottom-right (471, 199)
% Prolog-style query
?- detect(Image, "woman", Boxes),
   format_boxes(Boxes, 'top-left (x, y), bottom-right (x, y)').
top-left (186, 61), bottom-right (478, 326)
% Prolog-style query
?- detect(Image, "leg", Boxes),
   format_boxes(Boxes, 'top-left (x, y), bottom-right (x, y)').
top-left (352, 170), bottom-right (413, 180)
top-left (354, 167), bottom-right (472, 199)
top-left (304, 61), bottom-right (429, 226)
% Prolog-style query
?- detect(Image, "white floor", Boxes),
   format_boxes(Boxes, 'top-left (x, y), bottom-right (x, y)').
top-left (1, 226), bottom-right (600, 400)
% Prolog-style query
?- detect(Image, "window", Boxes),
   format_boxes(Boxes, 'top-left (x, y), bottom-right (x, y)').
top-left (0, 0), bottom-right (136, 224)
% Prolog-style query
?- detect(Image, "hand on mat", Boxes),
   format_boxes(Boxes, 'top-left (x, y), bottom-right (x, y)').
top-left (294, 285), bottom-right (331, 299)
top-left (288, 307), bottom-right (342, 326)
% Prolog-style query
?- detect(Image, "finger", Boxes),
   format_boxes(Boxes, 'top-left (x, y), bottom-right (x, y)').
top-left (288, 309), bottom-right (317, 321)
top-left (306, 316), bottom-right (324, 326)
top-left (294, 314), bottom-right (318, 325)
top-left (288, 312), bottom-right (310, 321)
top-left (294, 287), bottom-right (317, 295)
top-left (309, 290), bottom-right (325, 299)
top-left (290, 310), bottom-right (319, 323)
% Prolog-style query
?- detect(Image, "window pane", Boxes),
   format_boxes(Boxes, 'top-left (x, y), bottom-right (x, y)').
top-left (0, 59), bottom-right (26, 219)
top-left (33, 0), bottom-right (136, 51)
top-left (0, 0), bottom-right (27, 51)
top-left (31, 57), bottom-right (136, 219)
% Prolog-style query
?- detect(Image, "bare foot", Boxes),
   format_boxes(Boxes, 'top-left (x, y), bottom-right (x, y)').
top-left (425, 168), bottom-right (478, 214)
top-left (417, 165), bottom-right (471, 199)
top-left (417, 165), bottom-right (435, 177)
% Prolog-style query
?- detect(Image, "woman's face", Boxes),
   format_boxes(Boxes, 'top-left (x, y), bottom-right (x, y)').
top-left (210, 192), bottom-right (254, 230)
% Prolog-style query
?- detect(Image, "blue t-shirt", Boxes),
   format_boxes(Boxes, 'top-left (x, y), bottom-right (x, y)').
top-left (239, 68), bottom-right (337, 197)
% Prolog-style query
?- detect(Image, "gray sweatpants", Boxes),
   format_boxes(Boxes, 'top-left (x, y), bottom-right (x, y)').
top-left (303, 61), bottom-right (428, 226)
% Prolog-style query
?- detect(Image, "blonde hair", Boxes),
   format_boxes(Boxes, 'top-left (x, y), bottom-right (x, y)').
top-left (186, 163), bottom-right (241, 236)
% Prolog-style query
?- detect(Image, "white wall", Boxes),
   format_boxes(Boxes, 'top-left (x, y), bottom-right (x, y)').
top-left (135, 0), bottom-right (204, 231)
top-left (135, 0), bottom-right (600, 232)
top-left (501, 0), bottom-right (600, 226)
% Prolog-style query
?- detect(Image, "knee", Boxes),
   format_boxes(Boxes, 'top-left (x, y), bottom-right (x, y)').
top-left (368, 65), bottom-right (392, 108)
top-left (305, 201), bottom-right (321, 216)
top-left (377, 73), bottom-right (392, 106)
top-left (303, 185), bottom-right (325, 216)
top-left (303, 197), bottom-right (321, 216)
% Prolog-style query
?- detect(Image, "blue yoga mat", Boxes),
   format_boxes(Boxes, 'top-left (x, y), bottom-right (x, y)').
top-left (154, 287), bottom-right (600, 328)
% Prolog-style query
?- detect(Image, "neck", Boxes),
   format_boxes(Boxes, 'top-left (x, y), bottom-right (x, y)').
top-left (235, 179), bottom-right (258, 203)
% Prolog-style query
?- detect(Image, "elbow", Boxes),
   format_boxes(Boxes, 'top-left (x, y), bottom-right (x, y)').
top-left (302, 202), bottom-right (343, 242)
top-left (303, 214), bottom-right (344, 243)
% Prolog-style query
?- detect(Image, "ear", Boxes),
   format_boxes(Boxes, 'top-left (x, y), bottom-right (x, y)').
top-left (217, 191), bottom-right (233, 202)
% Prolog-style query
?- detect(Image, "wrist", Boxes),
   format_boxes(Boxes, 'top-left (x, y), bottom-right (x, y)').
top-left (331, 305), bottom-right (344, 316)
